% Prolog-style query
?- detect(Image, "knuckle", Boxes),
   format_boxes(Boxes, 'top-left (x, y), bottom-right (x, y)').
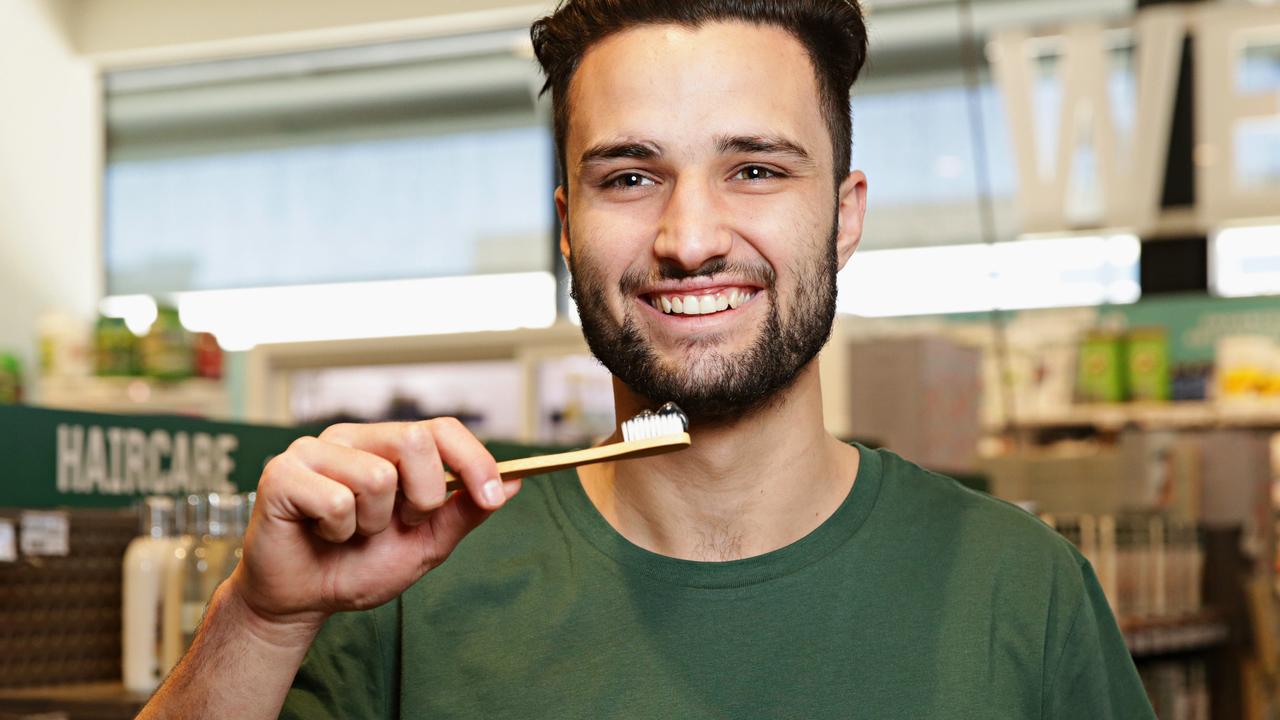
top-left (325, 491), bottom-right (355, 522)
top-left (400, 422), bottom-right (435, 453)
top-left (366, 460), bottom-right (398, 496)
top-left (318, 423), bottom-right (355, 443)
top-left (287, 435), bottom-right (318, 455)
top-left (259, 455), bottom-right (292, 488)
top-left (428, 416), bottom-right (466, 435)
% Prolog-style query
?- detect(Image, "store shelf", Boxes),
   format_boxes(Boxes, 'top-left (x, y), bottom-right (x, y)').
top-left (35, 376), bottom-right (229, 419)
top-left (1121, 612), bottom-right (1229, 658)
top-left (1005, 400), bottom-right (1280, 431)
top-left (0, 681), bottom-right (147, 719)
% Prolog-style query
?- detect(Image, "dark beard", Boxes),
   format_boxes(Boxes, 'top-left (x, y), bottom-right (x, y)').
top-left (569, 222), bottom-right (839, 426)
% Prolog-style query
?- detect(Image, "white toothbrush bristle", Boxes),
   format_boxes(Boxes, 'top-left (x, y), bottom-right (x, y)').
top-left (620, 403), bottom-right (688, 442)
top-left (621, 413), bottom-right (682, 441)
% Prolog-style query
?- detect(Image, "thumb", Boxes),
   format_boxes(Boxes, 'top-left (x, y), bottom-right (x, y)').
top-left (423, 479), bottom-right (521, 556)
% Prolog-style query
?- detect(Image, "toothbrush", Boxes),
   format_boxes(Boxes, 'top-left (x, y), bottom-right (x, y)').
top-left (442, 402), bottom-right (690, 492)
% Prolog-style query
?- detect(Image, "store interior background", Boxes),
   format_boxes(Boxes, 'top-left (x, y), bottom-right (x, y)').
top-left (3, 0), bottom-right (1280, 717)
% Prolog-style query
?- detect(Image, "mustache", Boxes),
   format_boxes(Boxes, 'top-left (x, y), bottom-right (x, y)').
top-left (617, 258), bottom-right (776, 296)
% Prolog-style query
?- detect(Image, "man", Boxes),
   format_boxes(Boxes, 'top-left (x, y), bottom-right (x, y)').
top-left (140, 1), bottom-right (1156, 718)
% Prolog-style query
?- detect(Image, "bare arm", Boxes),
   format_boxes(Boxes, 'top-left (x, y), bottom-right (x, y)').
top-left (135, 418), bottom-right (520, 719)
top-left (137, 580), bottom-right (321, 720)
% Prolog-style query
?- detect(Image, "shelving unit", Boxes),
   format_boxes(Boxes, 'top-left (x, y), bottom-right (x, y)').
top-left (1122, 611), bottom-right (1230, 658)
top-left (244, 323), bottom-right (591, 441)
top-left (35, 376), bottom-right (229, 419)
top-left (999, 400), bottom-right (1280, 432)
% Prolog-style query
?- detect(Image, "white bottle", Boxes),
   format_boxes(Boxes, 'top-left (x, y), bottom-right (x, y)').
top-left (122, 497), bottom-right (177, 693)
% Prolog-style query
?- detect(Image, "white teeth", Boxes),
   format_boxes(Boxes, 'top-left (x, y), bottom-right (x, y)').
top-left (652, 290), bottom-right (759, 315)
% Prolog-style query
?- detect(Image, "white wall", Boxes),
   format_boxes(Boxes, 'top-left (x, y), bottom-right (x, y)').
top-left (0, 0), bottom-right (101, 376)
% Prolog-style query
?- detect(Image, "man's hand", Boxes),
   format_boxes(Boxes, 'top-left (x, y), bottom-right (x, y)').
top-left (229, 417), bottom-right (520, 632)
top-left (140, 417), bottom-right (517, 720)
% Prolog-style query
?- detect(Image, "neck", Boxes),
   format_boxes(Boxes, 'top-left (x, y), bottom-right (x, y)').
top-left (579, 360), bottom-right (859, 561)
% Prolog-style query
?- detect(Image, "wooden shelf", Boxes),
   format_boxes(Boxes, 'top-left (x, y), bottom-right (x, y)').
top-left (1121, 611), bottom-right (1229, 657)
top-left (0, 681), bottom-right (147, 719)
top-left (1003, 400), bottom-right (1280, 432)
top-left (35, 376), bottom-right (229, 419)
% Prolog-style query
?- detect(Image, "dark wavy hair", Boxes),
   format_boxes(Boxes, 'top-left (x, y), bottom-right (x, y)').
top-left (530, 0), bottom-right (869, 188)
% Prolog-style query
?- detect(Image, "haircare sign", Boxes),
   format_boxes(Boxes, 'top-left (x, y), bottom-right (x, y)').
top-left (0, 405), bottom-right (311, 508)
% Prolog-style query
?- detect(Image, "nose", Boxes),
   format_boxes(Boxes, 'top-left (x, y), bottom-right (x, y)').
top-left (653, 176), bottom-right (733, 271)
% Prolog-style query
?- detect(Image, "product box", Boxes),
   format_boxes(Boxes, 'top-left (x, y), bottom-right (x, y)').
top-left (1076, 331), bottom-right (1127, 403)
top-left (846, 336), bottom-right (981, 473)
top-left (1126, 328), bottom-right (1170, 402)
top-left (975, 446), bottom-right (1138, 516)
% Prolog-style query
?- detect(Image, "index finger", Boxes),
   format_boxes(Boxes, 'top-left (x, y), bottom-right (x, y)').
top-left (319, 420), bottom-right (504, 512)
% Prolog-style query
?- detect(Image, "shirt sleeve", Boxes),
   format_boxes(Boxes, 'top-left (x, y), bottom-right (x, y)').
top-left (1042, 560), bottom-right (1157, 720)
top-left (278, 599), bottom-right (400, 720)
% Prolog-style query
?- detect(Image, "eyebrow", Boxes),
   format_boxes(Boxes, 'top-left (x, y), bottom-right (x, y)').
top-left (716, 134), bottom-right (815, 167)
top-left (578, 140), bottom-right (662, 171)
top-left (576, 133), bottom-right (816, 172)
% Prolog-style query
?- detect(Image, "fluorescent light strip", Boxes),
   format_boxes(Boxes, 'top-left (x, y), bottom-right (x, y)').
top-left (98, 294), bottom-right (158, 335)
top-left (170, 272), bottom-right (557, 351)
top-left (837, 234), bottom-right (1140, 317)
top-left (1212, 224), bottom-right (1280, 298)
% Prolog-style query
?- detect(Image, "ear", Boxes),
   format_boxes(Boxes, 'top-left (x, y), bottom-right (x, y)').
top-left (555, 185), bottom-right (571, 266)
top-left (834, 170), bottom-right (867, 272)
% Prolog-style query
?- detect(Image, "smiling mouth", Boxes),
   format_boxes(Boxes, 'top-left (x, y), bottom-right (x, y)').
top-left (641, 287), bottom-right (758, 317)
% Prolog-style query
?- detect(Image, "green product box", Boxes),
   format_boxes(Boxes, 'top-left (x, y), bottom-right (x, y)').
top-left (1076, 331), bottom-right (1127, 403)
top-left (141, 306), bottom-right (193, 381)
top-left (0, 353), bottom-right (22, 404)
top-left (1126, 328), bottom-right (1171, 402)
top-left (93, 316), bottom-right (138, 376)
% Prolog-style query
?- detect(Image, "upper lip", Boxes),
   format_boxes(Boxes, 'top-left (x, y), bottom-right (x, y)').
top-left (638, 279), bottom-right (765, 296)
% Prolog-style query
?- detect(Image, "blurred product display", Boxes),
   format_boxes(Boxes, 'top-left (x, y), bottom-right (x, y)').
top-left (1140, 660), bottom-right (1211, 720)
top-left (94, 316), bottom-right (139, 377)
top-left (121, 497), bottom-right (177, 693)
top-left (165, 493), bottom-right (241, 660)
top-left (1047, 513), bottom-right (1204, 621)
top-left (139, 306), bottom-right (193, 382)
top-left (0, 353), bottom-right (22, 404)
top-left (192, 332), bottom-right (223, 381)
top-left (37, 310), bottom-right (91, 380)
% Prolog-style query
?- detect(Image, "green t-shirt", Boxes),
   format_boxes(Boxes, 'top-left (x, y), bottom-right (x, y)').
top-left (280, 444), bottom-right (1154, 719)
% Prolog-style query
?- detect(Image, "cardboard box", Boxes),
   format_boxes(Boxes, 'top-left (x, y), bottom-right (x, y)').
top-left (846, 336), bottom-right (981, 473)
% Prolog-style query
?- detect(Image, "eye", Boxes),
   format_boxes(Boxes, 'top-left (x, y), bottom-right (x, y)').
top-left (734, 165), bottom-right (780, 181)
top-left (605, 172), bottom-right (655, 189)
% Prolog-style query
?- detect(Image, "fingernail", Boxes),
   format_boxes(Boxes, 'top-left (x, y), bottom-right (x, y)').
top-left (482, 479), bottom-right (504, 507)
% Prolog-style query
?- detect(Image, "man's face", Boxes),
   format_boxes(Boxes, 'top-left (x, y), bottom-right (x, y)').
top-left (557, 22), bottom-right (866, 423)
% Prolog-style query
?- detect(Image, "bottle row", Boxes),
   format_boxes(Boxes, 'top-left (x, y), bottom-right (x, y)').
top-left (1044, 513), bottom-right (1205, 621)
top-left (122, 492), bottom-right (253, 694)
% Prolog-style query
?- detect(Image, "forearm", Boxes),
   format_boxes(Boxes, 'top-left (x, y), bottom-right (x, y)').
top-left (138, 581), bottom-right (323, 720)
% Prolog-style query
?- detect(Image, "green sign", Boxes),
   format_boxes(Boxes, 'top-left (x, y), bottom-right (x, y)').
top-left (0, 405), bottom-right (311, 509)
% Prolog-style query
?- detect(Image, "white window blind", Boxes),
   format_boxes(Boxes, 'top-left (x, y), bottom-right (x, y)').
top-left (103, 30), bottom-right (555, 297)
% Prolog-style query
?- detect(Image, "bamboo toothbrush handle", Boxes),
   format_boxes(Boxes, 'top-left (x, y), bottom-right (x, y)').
top-left (442, 433), bottom-right (690, 493)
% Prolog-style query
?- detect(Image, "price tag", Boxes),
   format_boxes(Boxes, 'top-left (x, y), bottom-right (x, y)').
top-left (20, 511), bottom-right (69, 557)
top-left (0, 519), bottom-right (15, 562)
